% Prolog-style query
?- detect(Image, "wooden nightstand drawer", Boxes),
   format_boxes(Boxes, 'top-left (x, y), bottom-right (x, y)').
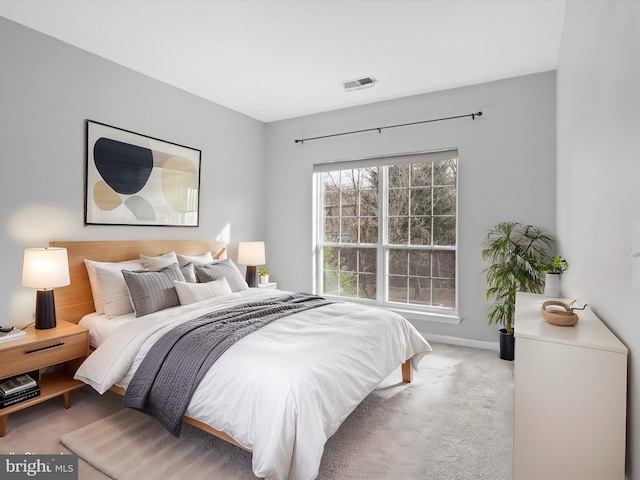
top-left (0, 332), bottom-right (87, 379)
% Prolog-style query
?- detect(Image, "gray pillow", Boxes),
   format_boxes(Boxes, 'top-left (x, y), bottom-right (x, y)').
top-left (180, 262), bottom-right (197, 283)
top-left (122, 263), bottom-right (185, 317)
top-left (195, 259), bottom-right (248, 292)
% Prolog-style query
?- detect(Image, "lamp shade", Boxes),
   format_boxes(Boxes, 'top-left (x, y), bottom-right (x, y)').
top-left (237, 241), bottom-right (265, 266)
top-left (22, 247), bottom-right (70, 289)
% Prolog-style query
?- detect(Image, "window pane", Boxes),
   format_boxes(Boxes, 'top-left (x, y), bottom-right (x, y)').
top-left (322, 247), bottom-right (338, 271)
top-left (433, 217), bottom-right (456, 246)
top-left (340, 218), bottom-right (358, 243)
top-left (388, 188), bottom-right (409, 216)
top-left (410, 216), bottom-right (431, 245)
top-left (411, 163), bottom-right (432, 187)
top-left (359, 217), bottom-right (378, 243)
top-left (433, 159), bottom-right (456, 186)
top-left (432, 251), bottom-right (455, 279)
top-left (388, 164), bottom-right (410, 188)
top-left (388, 249), bottom-right (408, 275)
top-left (323, 190), bottom-right (340, 218)
top-left (323, 271), bottom-right (339, 295)
top-left (339, 272), bottom-right (358, 297)
top-left (360, 167), bottom-right (378, 189)
top-left (360, 189), bottom-right (378, 216)
top-left (410, 187), bottom-right (432, 216)
top-left (409, 277), bottom-right (432, 305)
top-left (388, 217), bottom-right (409, 244)
top-left (341, 170), bottom-right (358, 189)
top-left (341, 191), bottom-right (357, 217)
top-left (359, 248), bottom-right (377, 274)
top-left (408, 250), bottom-right (431, 276)
top-left (433, 187), bottom-right (455, 215)
top-left (323, 217), bottom-right (340, 242)
top-left (388, 275), bottom-right (408, 303)
top-left (339, 248), bottom-right (357, 272)
top-left (358, 273), bottom-right (376, 300)
top-left (433, 279), bottom-right (455, 308)
top-left (323, 171), bottom-right (340, 189)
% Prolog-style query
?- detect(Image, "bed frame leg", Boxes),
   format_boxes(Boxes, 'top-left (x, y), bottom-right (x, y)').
top-left (401, 360), bottom-right (412, 383)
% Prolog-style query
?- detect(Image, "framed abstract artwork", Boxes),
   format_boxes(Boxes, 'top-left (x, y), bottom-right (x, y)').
top-left (85, 121), bottom-right (201, 226)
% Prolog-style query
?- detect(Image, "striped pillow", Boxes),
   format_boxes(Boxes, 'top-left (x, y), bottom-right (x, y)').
top-left (174, 277), bottom-right (233, 305)
top-left (122, 263), bottom-right (185, 317)
top-left (180, 262), bottom-right (197, 283)
top-left (195, 259), bottom-right (248, 292)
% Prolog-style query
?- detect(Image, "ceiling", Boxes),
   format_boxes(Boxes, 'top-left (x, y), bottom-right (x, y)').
top-left (0, 0), bottom-right (566, 123)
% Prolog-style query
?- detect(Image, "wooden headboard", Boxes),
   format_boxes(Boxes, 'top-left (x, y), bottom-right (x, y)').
top-left (49, 240), bottom-right (227, 324)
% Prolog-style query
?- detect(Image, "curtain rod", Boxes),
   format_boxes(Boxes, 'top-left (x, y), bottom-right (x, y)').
top-left (294, 111), bottom-right (483, 144)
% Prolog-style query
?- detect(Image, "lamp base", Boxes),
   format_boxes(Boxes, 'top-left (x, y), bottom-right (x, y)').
top-left (245, 265), bottom-right (257, 288)
top-left (35, 289), bottom-right (57, 329)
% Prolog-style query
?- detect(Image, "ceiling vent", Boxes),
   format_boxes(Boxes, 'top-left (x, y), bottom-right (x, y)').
top-left (342, 76), bottom-right (376, 92)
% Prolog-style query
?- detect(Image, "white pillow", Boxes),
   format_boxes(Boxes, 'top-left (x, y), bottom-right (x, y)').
top-left (140, 251), bottom-right (178, 269)
top-left (95, 263), bottom-right (145, 318)
top-left (174, 277), bottom-right (232, 305)
top-left (84, 258), bottom-right (144, 315)
top-left (176, 252), bottom-right (214, 267)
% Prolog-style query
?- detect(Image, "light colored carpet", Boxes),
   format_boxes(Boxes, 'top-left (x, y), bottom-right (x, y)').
top-left (59, 343), bottom-right (514, 480)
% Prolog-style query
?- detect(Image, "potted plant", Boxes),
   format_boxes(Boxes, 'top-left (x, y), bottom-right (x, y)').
top-left (543, 256), bottom-right (569, 297)
top-left (257, 268), bottom-right (270, 284)
top-left (482, 222), bottom-right (554, 360)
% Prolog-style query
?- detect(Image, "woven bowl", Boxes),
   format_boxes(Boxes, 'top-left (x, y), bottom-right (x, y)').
top-left (540, 300), bottom-right (579, 326)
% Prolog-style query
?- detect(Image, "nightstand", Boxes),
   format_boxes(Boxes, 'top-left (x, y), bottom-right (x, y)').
top-left (0, 321), bottom-right (89, 437)
top-left (257, 282), bottom-right (277, 289)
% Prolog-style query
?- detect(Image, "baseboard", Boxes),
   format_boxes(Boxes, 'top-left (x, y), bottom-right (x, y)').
top-left (421, 333), bottom-right (499, 352)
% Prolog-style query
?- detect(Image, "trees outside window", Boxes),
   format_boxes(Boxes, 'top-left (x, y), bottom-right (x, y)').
top-left (316, 150), bottom-right (457, 311)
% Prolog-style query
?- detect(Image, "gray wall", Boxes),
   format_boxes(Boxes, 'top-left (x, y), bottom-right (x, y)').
top-left (557, 1), bottom-right (640, 477)
top-left (0, 17), bottom-right (266, 322)
top-left (265, 71), bottom-right (557, 344)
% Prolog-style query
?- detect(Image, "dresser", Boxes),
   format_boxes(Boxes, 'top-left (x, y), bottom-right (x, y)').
top-left (513, 292), bottom-right (627, 480)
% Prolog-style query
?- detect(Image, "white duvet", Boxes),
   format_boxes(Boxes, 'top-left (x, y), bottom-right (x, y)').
top-left (75, 289), bottom-right (432, 480)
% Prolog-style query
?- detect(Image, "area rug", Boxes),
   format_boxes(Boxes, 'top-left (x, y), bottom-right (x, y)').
top-left (60, 343), bottom-right (514, 480)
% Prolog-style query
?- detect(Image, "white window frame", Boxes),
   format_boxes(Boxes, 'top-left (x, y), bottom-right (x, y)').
top-left (313, 149), bottom-right (460, 324)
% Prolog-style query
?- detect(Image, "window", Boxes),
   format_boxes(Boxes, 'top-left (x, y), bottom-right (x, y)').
top-left (314, 150), bottom-right (457, 313)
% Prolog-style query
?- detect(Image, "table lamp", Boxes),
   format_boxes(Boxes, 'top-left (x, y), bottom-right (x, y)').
top-left (22, 247), bottom-right (70, 329)
top-left (237, 241), bottom-right (265, 288)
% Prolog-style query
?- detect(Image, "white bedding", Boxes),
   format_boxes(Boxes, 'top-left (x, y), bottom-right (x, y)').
top-left (79, 311), bottom-right (136, 348)
top-left (75, 289), bottom-right (432, 480)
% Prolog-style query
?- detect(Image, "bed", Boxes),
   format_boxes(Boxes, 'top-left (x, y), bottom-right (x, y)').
top-left (51, 240), bottom-right (432, 480)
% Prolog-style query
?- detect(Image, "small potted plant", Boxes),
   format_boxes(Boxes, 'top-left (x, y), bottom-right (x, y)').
top-left (257, 268), bottom-right (270, 284)
top-left (544, 256), bottom-right (569, 297)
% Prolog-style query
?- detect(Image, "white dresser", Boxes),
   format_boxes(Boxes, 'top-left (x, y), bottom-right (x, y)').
top-left (513, 292), bottom-right (627, 480)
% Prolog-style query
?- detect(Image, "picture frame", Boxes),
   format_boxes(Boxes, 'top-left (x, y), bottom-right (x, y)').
top-left (85, 120), bottom-right (201, 227)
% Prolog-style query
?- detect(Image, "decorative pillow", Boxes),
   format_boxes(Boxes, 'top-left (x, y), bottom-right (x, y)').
top-left (174, 277), bottom-right (232, 305)
top-left (86, 259), bottom-right (145, 315)
top-left (140, 251), bottom-right (178, 270)
top-left (176, 252), bottom-right (214, 267)
top-left (195, 259), bottom-right (248, 292)
top-left (121, 263), bottom-right (185, 317)
top-left (180, 262), bottom-right (197, 283)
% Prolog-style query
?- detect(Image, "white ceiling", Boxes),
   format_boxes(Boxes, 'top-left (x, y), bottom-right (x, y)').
top-left (0, 0), bottom-right (566, 122)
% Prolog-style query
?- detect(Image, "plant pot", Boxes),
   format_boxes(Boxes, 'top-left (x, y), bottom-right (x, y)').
top-left (544, 273), bottom-right (560, 297)
top-left (258, 275), bottom-right (269, 284)
top-left (499, 328), bottom-right (515, 361)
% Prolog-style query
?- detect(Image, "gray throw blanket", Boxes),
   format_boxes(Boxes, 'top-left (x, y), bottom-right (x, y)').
top-left (122, 293), bottom-right (333, 436)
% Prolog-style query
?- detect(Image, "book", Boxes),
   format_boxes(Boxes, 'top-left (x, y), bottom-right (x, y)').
top-left (0, 374), bottom-right (37, 397)
top-left (0, 387), bottom-right (41, 409)
top-left (0, 384), bottom-right (40, 401)
top-left (0, 327), bottom-right (26, 344)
